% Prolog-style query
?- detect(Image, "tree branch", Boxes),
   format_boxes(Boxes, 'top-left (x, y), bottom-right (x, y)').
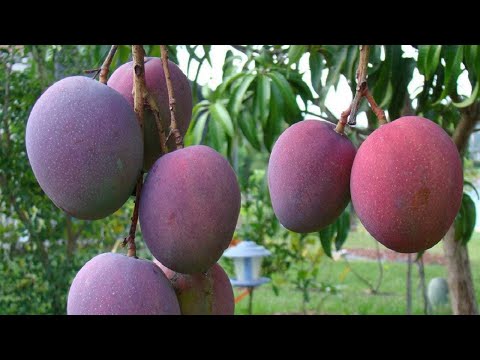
top-left (122, 44), bottom-right (149, 258)
top-left (160, 45), bottom-right (183, 150)
top-left (453, 103), bottom-right (480, 153)
top-left (98, 45), bottom-right (118, 84)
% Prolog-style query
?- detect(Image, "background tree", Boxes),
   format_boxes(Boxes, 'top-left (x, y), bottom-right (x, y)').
top-left (1, 44), bottom-right (478, 314)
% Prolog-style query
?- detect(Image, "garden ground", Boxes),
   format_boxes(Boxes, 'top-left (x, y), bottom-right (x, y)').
top-left (233, 226), bottom-right (480, 315)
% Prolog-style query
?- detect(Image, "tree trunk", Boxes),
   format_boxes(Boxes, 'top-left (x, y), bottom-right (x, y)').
top-left (443, 103), bottom-right (479, 315)
top-left (443, 226), bottom-right (478, 314)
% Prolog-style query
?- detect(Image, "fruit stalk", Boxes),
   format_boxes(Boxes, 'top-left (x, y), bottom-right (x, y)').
top-left (160, 45), bottom-right (183, 150)
top-left (146, 94), bottom-right (169, 155)
top-left (99, 45), bottom-right (118, 84)
top-left (335, 45), bottom-right (387, 133)
top-left (123, 175), bottom-right (143, 257)
top-left (335, 45), bottom-right (370, 133)
top-left (123, 44), bottom-right (149, 258)
top-left (364, 88), bottom-right (387, 125)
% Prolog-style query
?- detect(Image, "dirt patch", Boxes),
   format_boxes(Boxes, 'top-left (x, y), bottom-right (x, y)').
top-left (344, 248), bottom-right (446, 265)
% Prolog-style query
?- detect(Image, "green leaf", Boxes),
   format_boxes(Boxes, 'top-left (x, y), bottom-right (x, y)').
top-left (462, 193), bottom-right (476, 245)
top-left (206, 114), bottom-right (225, 153)
top-left (228, 74), bottom-right (256, 116)
top-left (268, 71), bottom-right (301, 124)
top-left (202, 45), bottom-right (212, 66)
top-left (335, 210), bottom-right (350, 251)
top-left (455, 193), bottom-right (477, 244)
top-left (263, 83), bottom-right (283, 152)
top-left (210, 102), bottom-right (234, 137)
top-left (192, 112), bottom-right (209, 144)
top-left (255, 74), bottom-right (271, 127)
top-left (415, 250), bottom-right (425, 262)
top-left (436, 45), bottom-right (464, 102)
top-left (238, 111), bottom-right (261, 151)
top-left (309, 51), bottom-right (323, 94)
top-left (217, 72), bottom-right (247, 94)
top-left (418, 45), bottom-right (442, 81)
top-left (319, 228), bottom-right (333, 258)
top-left (465, 180), bottom-right (480, 199)
top-left (453, 81), bottom-right (480, 108)
top-left (288, 45), bottom-right (307, 64)
top-left (464, 45), bottom-right (480, 78)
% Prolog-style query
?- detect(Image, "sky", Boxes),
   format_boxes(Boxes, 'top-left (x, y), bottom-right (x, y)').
top-left (175, 45), bottom-right (473, 129)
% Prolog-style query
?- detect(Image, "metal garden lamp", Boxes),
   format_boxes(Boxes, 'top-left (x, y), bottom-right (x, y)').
top-left (223, 241), bottom-right (271, 315)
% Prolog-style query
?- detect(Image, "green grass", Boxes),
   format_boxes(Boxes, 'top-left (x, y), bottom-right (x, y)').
top-left (233, 225), bottom-right (480, 315)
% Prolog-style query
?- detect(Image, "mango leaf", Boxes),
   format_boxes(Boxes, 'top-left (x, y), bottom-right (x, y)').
top-left (206, 114), bottom-right (226, 153)
top-left (387, 56), bottom-right (415, 120)
top-left (263, 83), bottom-right (284, 152)
top-left (238, 111), bottom-right (261, 151)
top-left (464, 45), bottom-right (480, 78)
top-left (453, 81), bottom-right (480, 108)
top-left (202, 45), bottom-right (212, 66)
top-left (455, 193), bottom-right (477, 245)
top-left (319, 227), bottom-right (333, 258)
top-left (465, 180), bottom-right (480, 199)
top-left (436, 45), bottom-right (464, 102)
top-left (344, 45), bottom-right (359, 92)
top-left (217, 72), bottom-right (247, 94)
top-left (415, 250), bottom-right (425, 262)
top-left (462, 193), bottom-right (477, 245)
top-left (309, 51), bottom-right (323, 94)
top-left (210, 102), bottom-right (234, 137)
top-left (418, 45), bottom-right (442, 81)
top-left (228, 74), bottom-right (256, 117)
top-left (323, 47), bottom-right (348, 94)
top-left (288, 45), bottom-right (307, 64)
top-left (192, 111), bottom-right (209, 144)
top-left (254, 74), bottom-right (271, 127)
top-left (335, 210), bottom-right (350, 251)
top-left (268, 71), bottom-right (301, 124)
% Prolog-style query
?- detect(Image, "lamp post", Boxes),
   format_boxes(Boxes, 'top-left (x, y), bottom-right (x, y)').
top-left (223, 241), bottom-right (271, 315)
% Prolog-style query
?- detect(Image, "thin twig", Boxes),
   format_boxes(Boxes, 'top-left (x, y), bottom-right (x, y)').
top-left (343, 257), bottom-right (377, 294)
top-left (160, 45), bottom-right (183, 150)
top-left (406, 253), bottom-right (412, 314)
top-left (145, 94), bottom-right (169, 155)
top-left (364, 88), bottom-right (388, 125)
top-left (84, 68), bottom-right (101, 74)
top-left (373, 240), bottom-right (384, 293)
top-left (122, 175), bottom-right (143, 257)
top-left (98, 45), bottom-right (118, 84)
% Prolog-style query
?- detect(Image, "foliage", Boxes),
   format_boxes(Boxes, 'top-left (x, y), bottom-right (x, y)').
top-left (1, 44), bottom-right (479, 314)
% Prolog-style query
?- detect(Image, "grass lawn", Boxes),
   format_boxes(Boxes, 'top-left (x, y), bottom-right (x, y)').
top-left (233, 224), bottom-right (480, 315)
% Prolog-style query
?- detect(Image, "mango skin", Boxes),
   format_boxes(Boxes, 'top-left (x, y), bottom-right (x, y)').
top-left (350, 116), bottom-right (463, 253)
top-left (26, 76), bottom-right (143, 220)
top-left (139, 145), bottom-right (241, 274)
top-left (155, 260), bottom-right (235, 315)
top-left (268, 120), bottom-right (357, 233)
top-left (67, 253), bottom-right (180, 315)
top-left (108, 57), bottom-right (193, 170)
